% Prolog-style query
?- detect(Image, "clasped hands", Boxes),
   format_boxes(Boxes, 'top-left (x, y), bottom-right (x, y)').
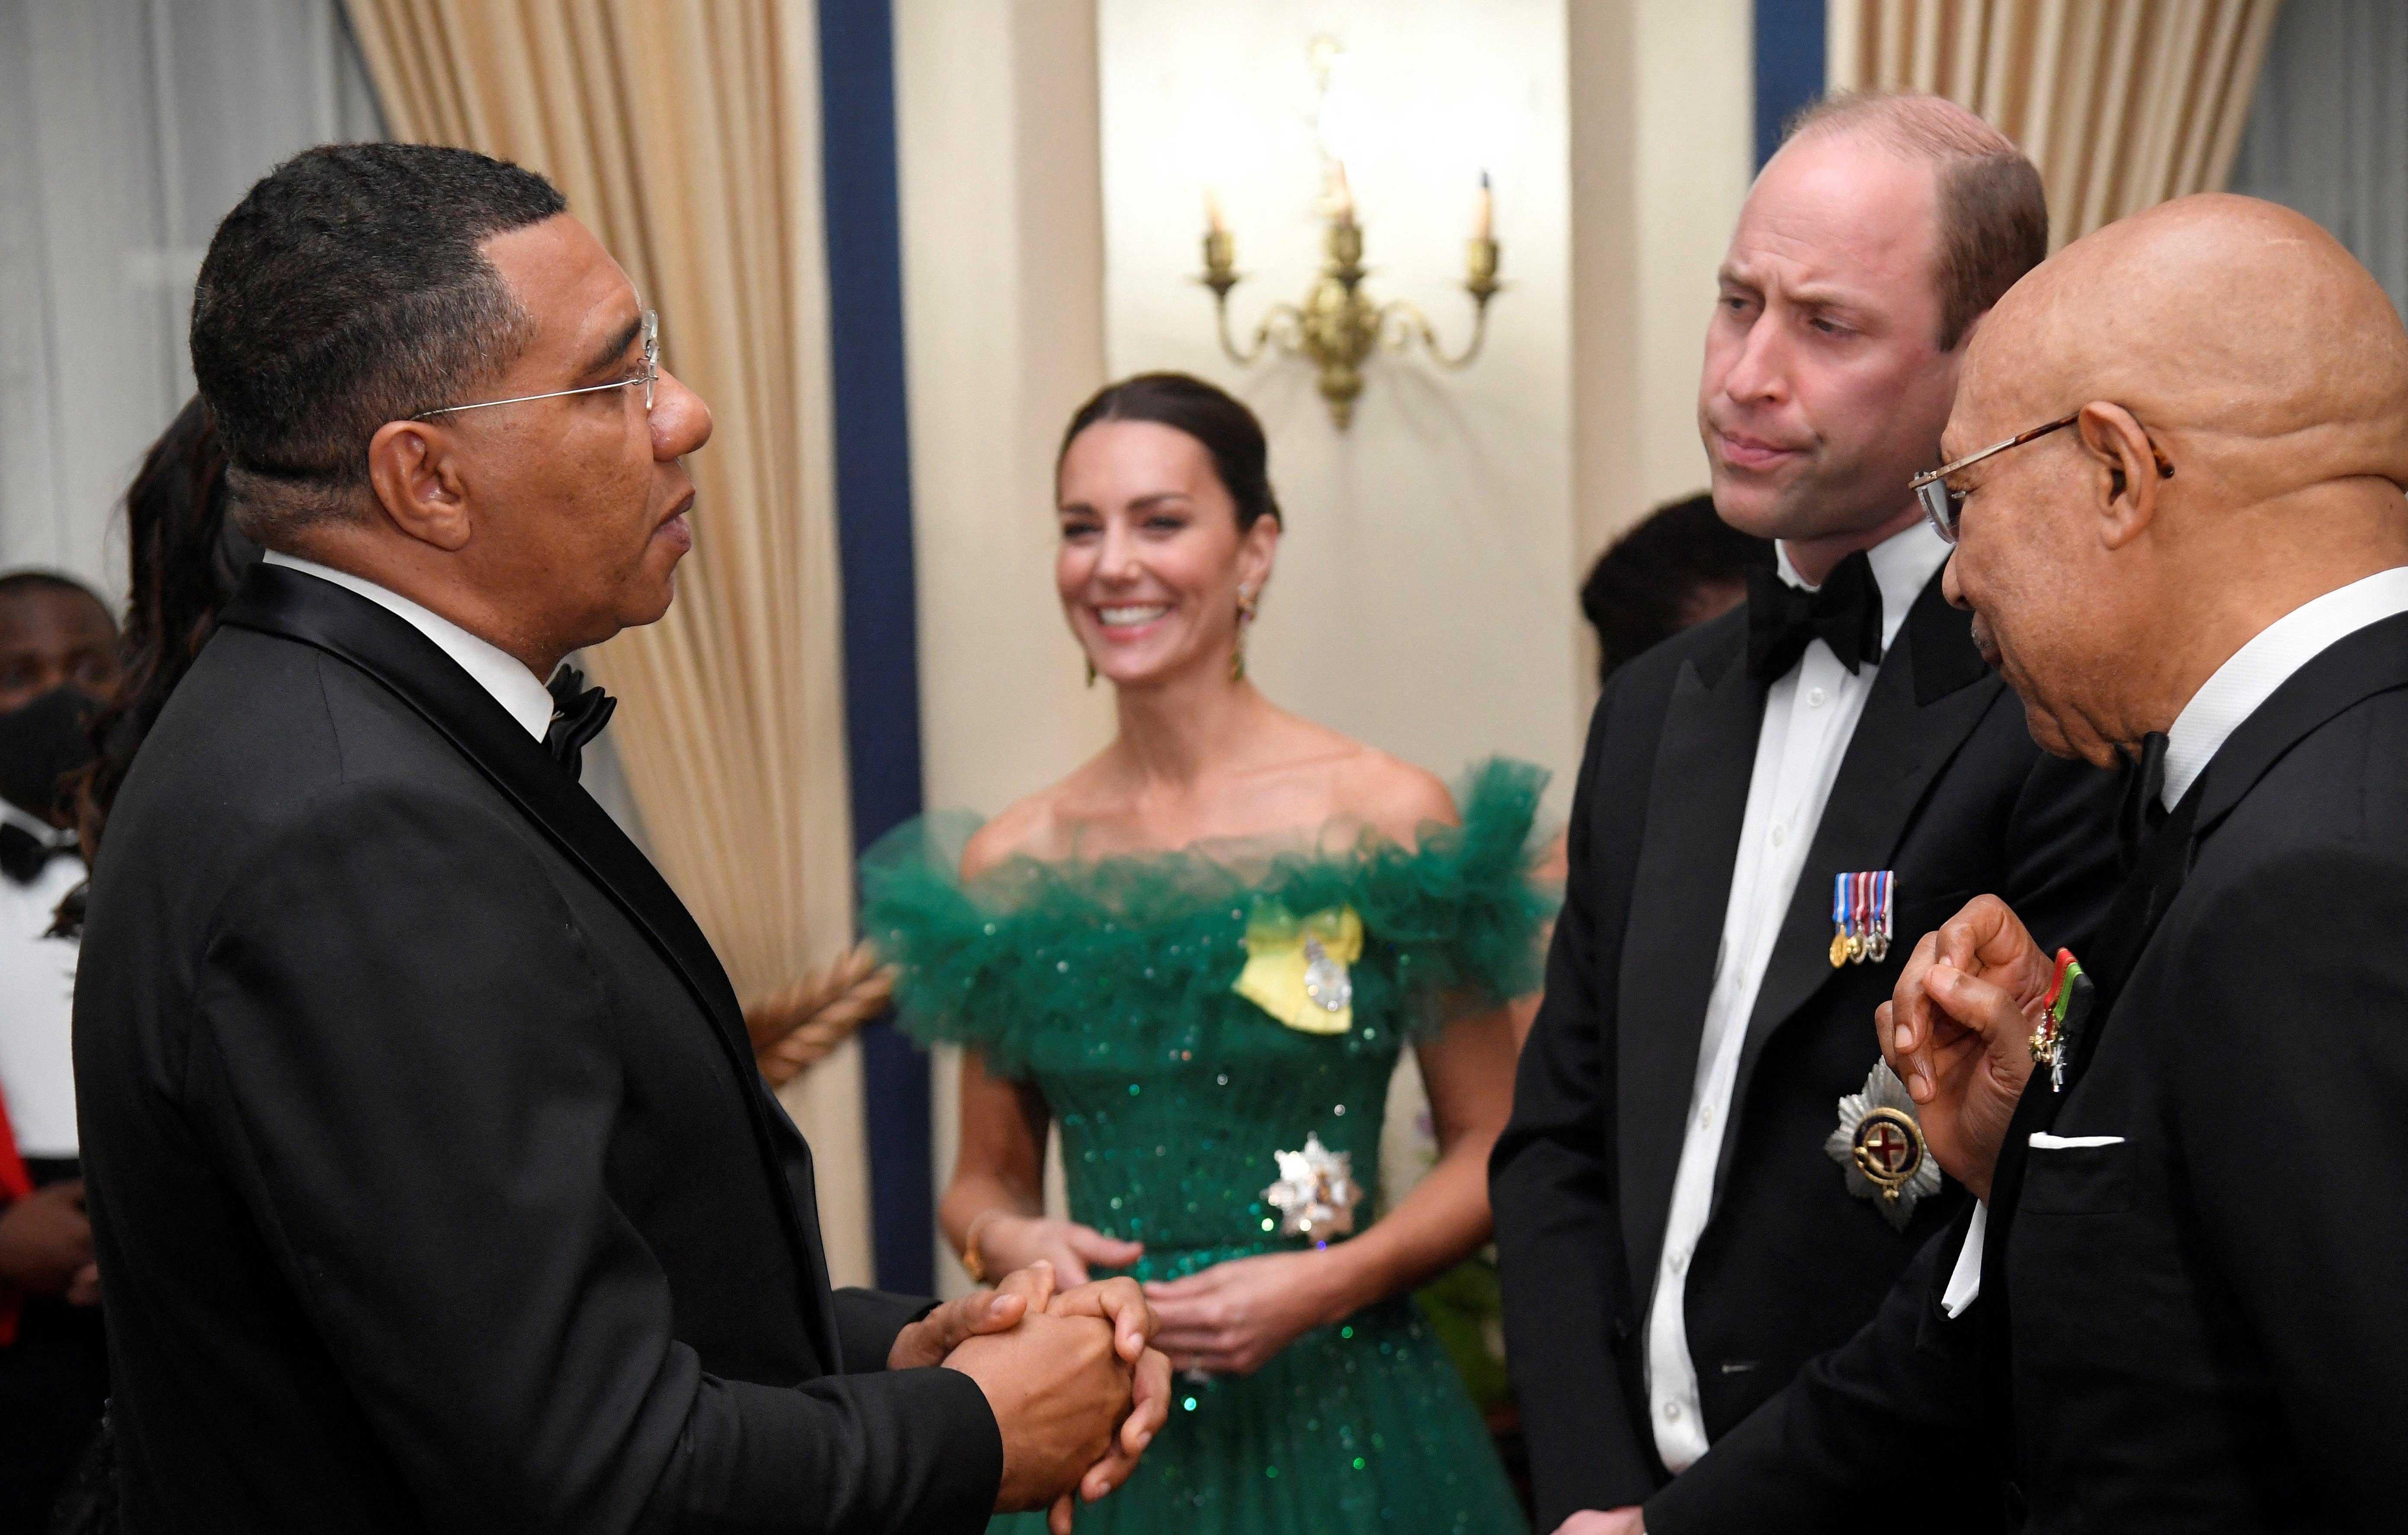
top-left (891, 1259), bottom-right (1172, 1533)
top-left (1877, 893), bottom-right (2059, 1199)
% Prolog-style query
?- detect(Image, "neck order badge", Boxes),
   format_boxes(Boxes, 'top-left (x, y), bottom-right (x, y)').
top-left (1830, 870), bottom-right (1895, 966)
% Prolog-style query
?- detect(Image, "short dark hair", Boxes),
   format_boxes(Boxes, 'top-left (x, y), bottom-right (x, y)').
top-left (0, 569), bottom-right (115, 631)
top-left (1059, 373), bottom-right (1283, 531)
top-left (189, 142), bottom-right (567, 538)
top-left (1784, 91), bottom-right (2049, 350)
top-left (1581, 493), bottom-right (1772, 682)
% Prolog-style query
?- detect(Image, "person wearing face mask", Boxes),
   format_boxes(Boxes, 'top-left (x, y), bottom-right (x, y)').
top-left (0, 569), bottom-right (120, 1530)
top-left (863, 371), bottom-right (1552, 1534)
top-left (1489, 93), bottom-right (2129, 1535)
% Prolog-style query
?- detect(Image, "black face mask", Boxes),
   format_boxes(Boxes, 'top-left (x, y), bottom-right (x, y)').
top-left (0, 686), bottom-right (100, 824)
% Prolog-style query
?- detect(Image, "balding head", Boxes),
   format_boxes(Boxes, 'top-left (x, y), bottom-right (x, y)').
top-left (1788, 92), bottom-right (2049, 350)
top-left (1940, 193), bottom-right (2408, 764)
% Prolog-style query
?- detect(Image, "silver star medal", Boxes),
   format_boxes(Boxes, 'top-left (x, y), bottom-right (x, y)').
top-left (1263, 1132), bottom-right (1362, 1239)
top-left (1824, 1061), bottom-right (1941, 1231)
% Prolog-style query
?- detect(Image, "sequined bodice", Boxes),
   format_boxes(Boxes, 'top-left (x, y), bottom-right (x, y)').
top-left (865, 758), bottom-right (1553, 1278)
top-left (1024, 916), bottom-right (1411, 1273)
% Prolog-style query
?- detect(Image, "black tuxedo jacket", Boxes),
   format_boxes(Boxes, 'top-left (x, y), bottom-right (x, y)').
top-left (1646, 610), bottom-right (2408, 1533)
top-left (1490, 569), bottom-right (2123, 1527)
top-left (74, 566), bottom-right (1000, 1533)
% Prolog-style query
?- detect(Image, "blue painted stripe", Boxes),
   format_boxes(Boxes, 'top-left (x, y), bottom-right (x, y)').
top-left (1755, 0), bottom-right (1828, 169)
top-left (818, 0), bottom-right (934, 1296)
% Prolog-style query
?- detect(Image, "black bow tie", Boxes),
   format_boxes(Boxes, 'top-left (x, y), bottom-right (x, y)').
top-left (1745, 551), bottom-right (1885, 680)
top-left (0, 821), bottom-right (73, 886)
top-left (545, 665), bottom-right (617, 781)
top-left (2116, 731), bottom-right (2171, 868)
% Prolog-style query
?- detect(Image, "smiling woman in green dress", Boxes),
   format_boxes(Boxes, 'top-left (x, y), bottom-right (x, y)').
top-left (865, 373), bottom-right (1550, 1534)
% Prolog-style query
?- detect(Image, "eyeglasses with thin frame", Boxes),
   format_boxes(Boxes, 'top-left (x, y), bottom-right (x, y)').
top-left (1910, 408), bottom-right (2174, 544)
top-left (414, 309), bottom-right (658, 420)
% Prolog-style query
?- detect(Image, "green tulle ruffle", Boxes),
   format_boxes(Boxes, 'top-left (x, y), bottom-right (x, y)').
top-left (862, 758), bottom-right (1555, 1076)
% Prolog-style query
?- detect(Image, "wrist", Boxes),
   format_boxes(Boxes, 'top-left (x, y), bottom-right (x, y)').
top-left (958, 1207), bottom-right (1023, 1285)
top-left (1305, 1240), bottom-right (1382, 1327)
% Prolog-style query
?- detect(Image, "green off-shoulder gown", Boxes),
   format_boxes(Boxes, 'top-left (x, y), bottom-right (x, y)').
top-left (863, 759), bottom-right (1553, 1535)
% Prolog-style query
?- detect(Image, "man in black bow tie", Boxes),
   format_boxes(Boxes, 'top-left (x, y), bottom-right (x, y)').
top-left (1492, 93), bottom-right (2126, 1535)
top-left (0, 569), bottom-right (118, 1528)
top-left (1653, 193), bottom-right (2408, 1535)
top-left (74, 143), bottom-right (1166, 1535)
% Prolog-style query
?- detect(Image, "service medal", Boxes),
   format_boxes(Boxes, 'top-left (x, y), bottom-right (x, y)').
top-left (1832, 871), bottom-right (1896, 966)
top-left (2031, 947), bottom-right (2093, 1093)
top-left (1830, 873), bottom-right (1855, 968)
top-left (1825, 1060), bottom-right (1942, 1230)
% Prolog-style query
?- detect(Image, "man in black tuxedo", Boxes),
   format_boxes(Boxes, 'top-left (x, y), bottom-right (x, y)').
top-left (1490, 94), bottom-right (2124, 1534)
top-left (1644, 194), bottom-right (2408, 1533)
top-left (74, 143), bottom-right (1167, 1533)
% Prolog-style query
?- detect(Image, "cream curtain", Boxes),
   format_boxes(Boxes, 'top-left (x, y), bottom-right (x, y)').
top-left (340, 0), bottom-right (871, 1287)
top-left (1828, 0), bottom-right (2286, 249)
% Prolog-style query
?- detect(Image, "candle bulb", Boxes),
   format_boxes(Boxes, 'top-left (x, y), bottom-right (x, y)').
top-left (1206, 187), bottom-right (1228, 238)
top-left (1473, 169), bottom-right (1493, 243)
top-left (1329, 159), bottom-right (1356, 224)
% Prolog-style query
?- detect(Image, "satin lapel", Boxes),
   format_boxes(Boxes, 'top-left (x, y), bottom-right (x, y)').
top-left (1717, 576), bottom-right (1998, 1197)
top-left (1615, 630), bottom-right (1764, 1288)
top-left (219, 566), bottom-right (840, 1362)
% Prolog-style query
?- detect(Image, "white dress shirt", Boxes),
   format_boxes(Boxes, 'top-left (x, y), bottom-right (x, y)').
top-left (0, 803), bottom-right (86, 1158)
top-left (1646, 520), bottom-right (1952, 1471)
top-left (263, 551), bottom-right (556, 742)
top-left (1939, 565), bottom-right (2408, 1318)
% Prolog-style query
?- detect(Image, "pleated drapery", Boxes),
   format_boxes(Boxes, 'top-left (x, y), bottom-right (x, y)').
top-left (1828, 0), bottom-right (2286, 248)
top-left (340, 0), bottom-right (871, 1287)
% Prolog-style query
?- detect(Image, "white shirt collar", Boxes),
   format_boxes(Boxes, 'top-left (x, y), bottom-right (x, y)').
top-left (1774, 518), bottom-right (1952, 649)
top-left (261, 551), bottom-right (557, 742)
top-left (2160, 566), bottom-right (2408, 810)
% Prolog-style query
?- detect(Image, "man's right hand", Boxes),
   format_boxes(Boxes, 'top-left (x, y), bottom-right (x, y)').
top-left (0, 1180), bottom-right (94, 1296)
top-left (1876, 895), bottom-right (2057, 1199)
top-left (944, 1308), bottom-right (1132, 1521)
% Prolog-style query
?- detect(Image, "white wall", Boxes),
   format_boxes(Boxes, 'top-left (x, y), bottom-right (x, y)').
top-left (1098, 0), bottom-right (1585, 793)
top-left (0, 0), bottom-right (380, 593)
top-left (1567, 0), bottom-right (1755, 566)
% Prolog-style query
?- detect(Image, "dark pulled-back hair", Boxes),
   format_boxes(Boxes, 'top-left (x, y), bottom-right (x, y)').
top-left (190, 142), bottom-right (566, 538)
top-left (1058, 373), bottom-right (1282, 530)
top-left (1582, 492), bottom-right (1773, 682)
top-left (67, 397), bottom-right (258, 875)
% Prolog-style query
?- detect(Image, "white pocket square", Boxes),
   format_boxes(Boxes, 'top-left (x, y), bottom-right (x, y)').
top-left (2029, 1132), bottom-right (2125, 1149)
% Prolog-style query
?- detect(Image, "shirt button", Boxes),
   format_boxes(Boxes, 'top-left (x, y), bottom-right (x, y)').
top-left (1807, 686), bottom-right (1828, 708)
top-left (1670, 1249), bottom-right (1689, 1275)
top-left (1663, 1401), bottom-right (1683, 1421)
top-left (1770, 823), bottom-right (1787, 847)
top-left (1700, 1103), bottom-right (1716, 1130)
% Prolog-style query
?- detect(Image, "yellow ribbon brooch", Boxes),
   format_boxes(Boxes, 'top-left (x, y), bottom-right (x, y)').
top-left (1233, 904), bottom-right (1363, 1035)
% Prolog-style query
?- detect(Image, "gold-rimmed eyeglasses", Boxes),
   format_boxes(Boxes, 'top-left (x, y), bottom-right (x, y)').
top-left (1911, 408), bottom-right (2174, 544)
top-left (415, 309), bottom-right (658, 420)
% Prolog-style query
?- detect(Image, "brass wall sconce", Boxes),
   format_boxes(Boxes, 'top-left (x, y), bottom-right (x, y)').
top-left (1194, 40), bottom-right (1504, 430)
